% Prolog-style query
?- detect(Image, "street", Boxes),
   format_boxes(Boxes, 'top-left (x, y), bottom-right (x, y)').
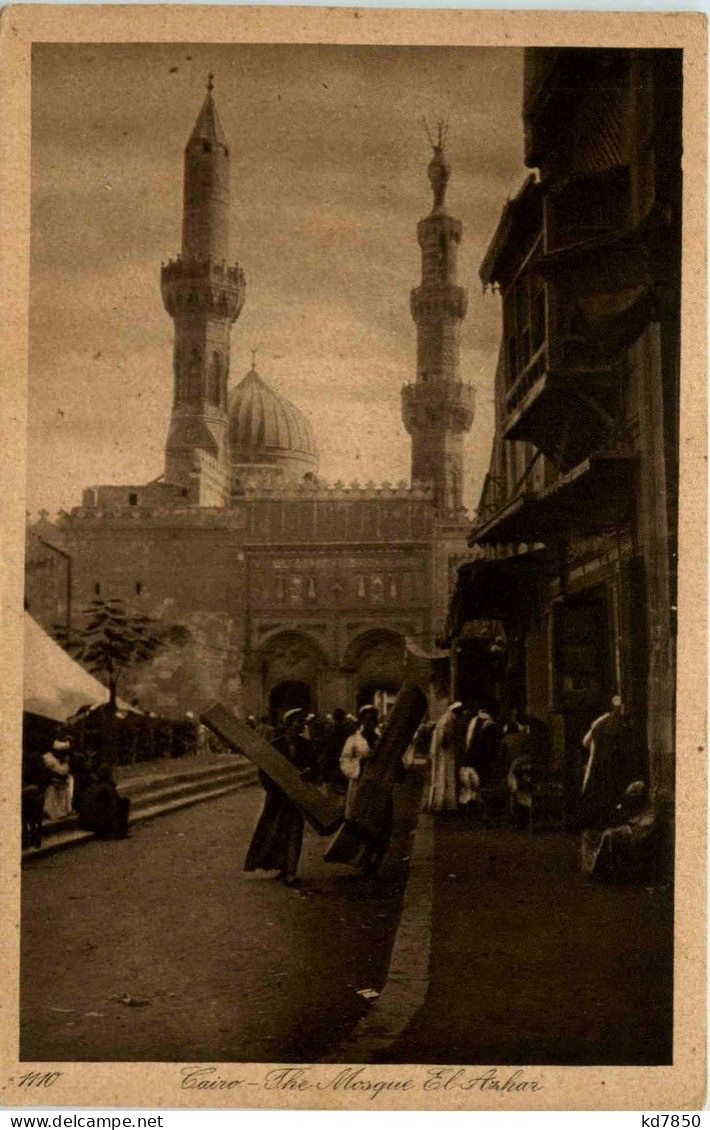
top-left (21, 771), bottom-right (674, 1067)
top-left (384, 817), bottom-right (673, 1066)
top-left (21, 776), bottom-right (421, 1063)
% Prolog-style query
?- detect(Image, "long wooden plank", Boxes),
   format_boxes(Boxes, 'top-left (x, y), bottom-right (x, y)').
top-left (200, 702), bottom-right (343, 835)
top-left (324, 683), bottom-right (428, 862)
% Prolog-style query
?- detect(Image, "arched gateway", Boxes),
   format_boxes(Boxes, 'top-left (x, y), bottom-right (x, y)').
top-left (257, 630), bottom-right (328, 722)
top-left (342, 629), bottom-right (406, 716)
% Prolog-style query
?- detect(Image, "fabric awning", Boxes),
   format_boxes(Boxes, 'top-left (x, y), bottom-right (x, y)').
top-left (23, 611), bottom-right (113, 722)
top-left (446, 549), bottom-right (548, 639)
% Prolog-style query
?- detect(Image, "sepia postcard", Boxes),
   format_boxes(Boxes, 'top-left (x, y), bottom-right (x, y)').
top-left (0, 4), bottom-right (707, 1113)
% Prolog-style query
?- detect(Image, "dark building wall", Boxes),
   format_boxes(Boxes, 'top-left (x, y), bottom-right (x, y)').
top-left (462, 47), bottom-right (681, 812)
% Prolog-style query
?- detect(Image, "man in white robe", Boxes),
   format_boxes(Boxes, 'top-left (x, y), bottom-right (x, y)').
top-left (340, 705), bottom-right (381, 820)
top-left (423, 701), bottom-right (463, 813)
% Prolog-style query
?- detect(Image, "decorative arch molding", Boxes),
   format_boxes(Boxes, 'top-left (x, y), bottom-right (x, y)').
top-left (341, 626), bottom-right (416, 669)
top-left (257, 629), bottom-right (331, 689)
top-left (341, 627), bottom-right (406, 674)
top-left (341, 629), bottom-right (407, 713)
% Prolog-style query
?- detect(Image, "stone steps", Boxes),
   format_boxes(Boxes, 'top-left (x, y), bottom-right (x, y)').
top-left (22, 757), bottom-right (258, 862)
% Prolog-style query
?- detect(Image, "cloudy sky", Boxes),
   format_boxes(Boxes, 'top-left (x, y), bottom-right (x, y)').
top-left (29, 43), bottom-right (525, 514)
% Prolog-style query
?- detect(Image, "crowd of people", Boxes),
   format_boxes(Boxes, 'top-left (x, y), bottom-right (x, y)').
top-left (418, 697), bottom-right (551, 823)
top-left (23, 690), bottom-right (660, 884)
top-left (66, 704), bottom-right (209, 766)
top-left (21, 733), bottom-right (131, 848)
top-left (415, 693), bottom-right (660, 882)
top-left (20, 701), bottom-right (217, 850)
top-left (245, 707), bottom-right (360, 796)
top-left (20, 701), bottom-right (367, 858)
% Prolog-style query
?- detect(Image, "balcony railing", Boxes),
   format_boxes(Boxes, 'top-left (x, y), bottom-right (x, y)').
top-left (505, 342), bottom-right (547, 416)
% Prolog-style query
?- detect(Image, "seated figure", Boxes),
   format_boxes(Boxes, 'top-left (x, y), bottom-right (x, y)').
top-left (581, 780), bottom-right (659, 881)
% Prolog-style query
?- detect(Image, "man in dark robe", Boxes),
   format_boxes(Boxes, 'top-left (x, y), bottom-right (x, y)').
top-left (69, 746), bottom-right (94, 813)
top-left (243, 708), bottom-right (319, 885)
top-left (340, 705), bottom-right (401, 876)
top-left (463, 701), bottom-right (500, 784)
top-left (78, 761), bottom-right (131, 839)
top-left (320, 708), bottom-right (350, 794)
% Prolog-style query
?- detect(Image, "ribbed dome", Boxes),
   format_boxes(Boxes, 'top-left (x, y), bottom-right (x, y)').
top-left (227, 367), bottom-right (318, 476)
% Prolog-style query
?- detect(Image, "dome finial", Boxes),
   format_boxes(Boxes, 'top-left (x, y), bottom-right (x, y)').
top-left (207, 72), bottom-right (214, 94)
top-left (250, 345), bottom-right (258, 369)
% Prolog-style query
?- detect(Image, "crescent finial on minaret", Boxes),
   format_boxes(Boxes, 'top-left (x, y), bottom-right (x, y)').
top-left (422, 118), bottom-right (452, 213)
top-left (207, 73), bottom-right (214, 93)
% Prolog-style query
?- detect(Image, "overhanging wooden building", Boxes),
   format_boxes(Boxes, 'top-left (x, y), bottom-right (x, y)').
top-left (448, 48), bottom-right (681, 814)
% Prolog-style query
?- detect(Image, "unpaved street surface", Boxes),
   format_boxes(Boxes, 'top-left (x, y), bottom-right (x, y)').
top-left (384, 817), bottom-right (673, 1066)
top-left (21, 778), bottom-right (420, 1063)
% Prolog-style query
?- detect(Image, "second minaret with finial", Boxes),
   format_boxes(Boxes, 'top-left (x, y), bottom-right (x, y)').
top-left (402, 126), bottom-right (474, 513)
top-left (161, 76), bottom-right (246, 501)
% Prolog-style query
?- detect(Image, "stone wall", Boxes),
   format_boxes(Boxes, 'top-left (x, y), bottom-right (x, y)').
top-left (58, 513), bottom-right (247, 717)
top-left (34, 483), bottom-right (457, 721)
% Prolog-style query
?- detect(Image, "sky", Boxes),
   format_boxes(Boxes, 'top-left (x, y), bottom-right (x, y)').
top-left (29, 43), bottom-right (525, 515)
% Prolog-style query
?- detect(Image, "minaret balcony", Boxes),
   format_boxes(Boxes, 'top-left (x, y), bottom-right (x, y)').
top-left (161, 256), bottom-right (246, 321)
top-left (417, 213), bottom-right (463, 246)
top-left (402, 378), bottom-right (475, 434)
top-left (410, 283), bottom-right (468, 323)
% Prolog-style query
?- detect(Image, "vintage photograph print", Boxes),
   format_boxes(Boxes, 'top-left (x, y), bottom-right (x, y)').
top-left (1, 6), bottom-right (706, 1113)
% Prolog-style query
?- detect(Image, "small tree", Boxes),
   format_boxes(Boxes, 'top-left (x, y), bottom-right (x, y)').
top-left (54, 598), bottom-right (170, 711)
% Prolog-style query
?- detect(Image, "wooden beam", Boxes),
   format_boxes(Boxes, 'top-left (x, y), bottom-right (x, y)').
top-left (324, 683), bottom-right (428, 863)
top-left (200, 703), bottom-right (343, 835)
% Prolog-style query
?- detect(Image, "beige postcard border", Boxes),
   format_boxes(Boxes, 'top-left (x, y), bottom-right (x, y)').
top-left (0, 5), bottom-right (706, 1112)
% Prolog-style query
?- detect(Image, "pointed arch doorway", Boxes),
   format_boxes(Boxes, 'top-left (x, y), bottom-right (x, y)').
top-left (343, 629), bottom-right (406, 718)
top-left (269, 679), bottom-right (313, 719)
top-left (258, 630), bottom-right (328, 723)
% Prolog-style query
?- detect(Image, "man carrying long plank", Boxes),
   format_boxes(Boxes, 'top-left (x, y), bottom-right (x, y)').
top-left (201, 703), bottom-right (343, 885)
top-left (243, 707), bottom-right (319, 885)
top-left (325, 683), bottom-right (428, 871)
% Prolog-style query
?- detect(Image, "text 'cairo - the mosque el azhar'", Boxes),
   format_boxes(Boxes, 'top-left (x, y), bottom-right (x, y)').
top-left (28, 81), bottom-right (476, 719)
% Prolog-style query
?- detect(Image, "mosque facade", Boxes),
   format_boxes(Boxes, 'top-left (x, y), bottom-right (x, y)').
top-left (26, 83), bottom-right (475, 720)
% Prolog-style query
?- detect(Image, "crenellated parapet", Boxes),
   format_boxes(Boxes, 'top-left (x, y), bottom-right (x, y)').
top-left (161, 256), bottom-right (245, 321)
top-left (56, 478), bottom-right (436, 527)
top-left (239, 478), bottom-right (435, 501)
top-left (59, 505), bottom-right (249, 529)
top-left (25, 510), bottom-right (66, 544)
top-left (402, 379), bottom-right (475, 435)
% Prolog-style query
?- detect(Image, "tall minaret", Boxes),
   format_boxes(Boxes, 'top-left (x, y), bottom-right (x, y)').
top-left (161, 76), bottom-right (245, 500)
top-left (402, 127), bottom-right (474, 513)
